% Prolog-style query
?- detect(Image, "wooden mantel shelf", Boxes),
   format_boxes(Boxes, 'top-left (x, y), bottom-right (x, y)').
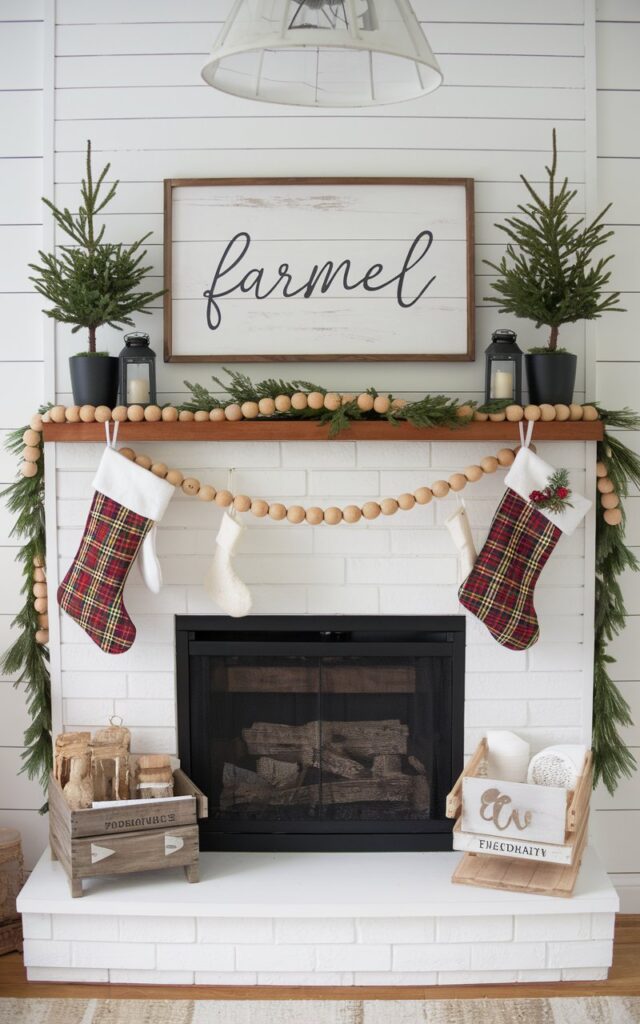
top-left (42, 420), bottom-right (604, 444)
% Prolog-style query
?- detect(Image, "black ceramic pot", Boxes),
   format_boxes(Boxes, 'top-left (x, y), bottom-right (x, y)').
top-left (525, 352), bottom-right (577, 406)
top-left (69, 355), bottom-right (119, 407)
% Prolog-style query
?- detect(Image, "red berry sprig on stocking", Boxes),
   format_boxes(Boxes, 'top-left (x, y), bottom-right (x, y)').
top-left (529, 468), bottom-right (574, 514)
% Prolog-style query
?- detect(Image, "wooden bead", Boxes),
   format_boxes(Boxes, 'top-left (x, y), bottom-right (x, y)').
top-left (233, 494), bottom-right (251, 512)
top-left (448, 473), bottom-right (467, 492)
top-left (362, 501), bottom-right (381, 520)
top-left (23, 446), bottom-right (41, 462)
top-left (554, 404), bottom-right (570, 421)
top-left (456, 404), bottom-right (473, 419)
top-left (215, 489), bottom-right (233, 507)
top-left (373, 395), bottom-right (390, 414)
top-left (251, 499), bottom-right (269, 518)
top-left (79, 405), bottom-right (96, 423)
top-left (397, 493), bottom-right (416, 511)
top-left (65, 406), bottom-right (81, 423)
top-left (34, 597), bottom-right (48, 614)
top-left (258, 397), bottom-right (276, 416)
top-left (38, 614), bottom-right (49, 629)
top-left (342, 393), bottom-right (356, 406)
top-left (290, 392), bottom-right (308, 410)
top-left (596, 461), bottom-right (608, 478)
top-left (33, 554), bottom-right (45, 568)
top-left (307, 391), bottom-right (325, 410)
top-left (524, 405), bottom-right (541, 422)
top-left (287, 505), bottom-right (305, 524)
top-left (539, 404), bottom-right (556, 422)
top-left (50, 405), bottom-right (66, 424)
top-left (431, 480), bottom-right (450, 498)
top-left (324, 506), bottom-right (343, 525)
top-left (41, 411), bottom-right (51, 423)
top-left (601, 491), bottom-right (620, 510)
top-left (391, 398), bottom-right (407, 411)
top-left (464, 465), bottom-right (483, 483)
top-left (597, 477), bottom-right (614, 494)
top-left (241, 402), bottom-right (259, 420)
top-left (29, 414), bottom-right (43, 432)
top-left (94, 406), bottom-right (112, 423)
top-left (488, 411), bottom-right (506, 422)
top-left (357, 393), bottom-right (374, 412)
top-left (210, 408), bottom-right (225, 422)
top-left (127, 405), bottom-right (144, 422)
top-left (179, 410), bottom-right (195, 422)
top-left (305, 506), bottom-right (323, 525)
top-left (480, 456), bottom-right (499, 474)
top-left (582, 405), bottom-right (599, 421)
top-left (112, 406), bottom-right (128, 422)
top-left (496, 448), bottom-right (516, 467)
top-left (161, 406), bottom-right (179, 422)
top-left (224, 404), bottom-right (242, 421)
top-left (323, 393), bottom-right (341, 412)
top-left (135, 455), bottom-right (152, 470)
top-left (143, 405), bottom-right (161, 422)
top-left (604, 507), bottom-right (623, 526)
top-left (343, 505), bottom-right (362, 524)
top-left (414, 487), bottom-right (433, 505)
top-left (33, 568), bottom-right (46, 583)
top-left (505, 405), bottom-right (524, 422)
top-left (380, 498), bottom-right (399, 515)
top-left (269, 503), bottom-right (287, 521)
top-left (151, 463), bottom-right (168, 478)
top-left (275, 394), bottom-right (292, 412)
top-left (33, 582), bottom-right (47, 599)
top-left (198, 485), bottom-right (217, 502)
top-left (20, 461), bottom-right (38, 478)
top-left (166, 469), bottom-right (184, 487)
top-left (182, 478), bottom-right (201, 496)
top-left (569, 404), bottom-right (584, 421)
top-left (193, 410), bottom-right (209, 422)
top-left (473, 411), bottom-right (488, 422)
top-left (35, 629), bottom-right (49, 645)
top-left (118, 447), bottom-right (135, 461)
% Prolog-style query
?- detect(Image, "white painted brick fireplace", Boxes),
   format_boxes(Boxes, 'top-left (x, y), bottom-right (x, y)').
top-left (18, 435), bottom-right (619, 986)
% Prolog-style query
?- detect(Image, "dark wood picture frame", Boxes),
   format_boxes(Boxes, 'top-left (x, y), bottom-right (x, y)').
top-left (164, 177), bottom-right (475, 363)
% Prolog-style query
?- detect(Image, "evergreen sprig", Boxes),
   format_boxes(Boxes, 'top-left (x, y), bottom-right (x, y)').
top-left (29, 141), bottom-right (165, 353)
top-left (484, 130), bottom-right (624, 350)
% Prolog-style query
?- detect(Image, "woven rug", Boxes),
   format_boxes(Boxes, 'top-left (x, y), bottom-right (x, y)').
top-left (0, 998), bottom-right (638, 1024)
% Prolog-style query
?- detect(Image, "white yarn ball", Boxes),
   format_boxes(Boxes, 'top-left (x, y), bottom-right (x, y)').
top-left (527, 745), bottom-right (586, 789)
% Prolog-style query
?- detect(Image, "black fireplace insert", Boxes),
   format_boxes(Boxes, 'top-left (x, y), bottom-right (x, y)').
top-left (176, 615), bottom-right (465, 852)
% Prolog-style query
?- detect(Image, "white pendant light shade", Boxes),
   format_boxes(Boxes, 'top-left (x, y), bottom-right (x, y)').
top-left (202, 0), bottom-right (443, 107)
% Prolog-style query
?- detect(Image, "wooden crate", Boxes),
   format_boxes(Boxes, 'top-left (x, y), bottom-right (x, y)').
top-left (446, 739), bottom-right (592, 898)
top-left (49, 768), bottom-right (208, 898)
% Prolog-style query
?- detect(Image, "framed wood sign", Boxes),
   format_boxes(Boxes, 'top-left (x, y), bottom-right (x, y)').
top-left (163, 177), bottom-right (474, 363)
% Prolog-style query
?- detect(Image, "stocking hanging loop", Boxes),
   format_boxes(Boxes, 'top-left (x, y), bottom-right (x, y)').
top-left (104, 420), bottom-right (120, 449)
top-left (518, 420), bottom-right (535, 450)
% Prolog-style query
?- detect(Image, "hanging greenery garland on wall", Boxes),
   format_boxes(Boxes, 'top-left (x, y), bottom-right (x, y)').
top-left (1, 387), bottom-right (638, 799)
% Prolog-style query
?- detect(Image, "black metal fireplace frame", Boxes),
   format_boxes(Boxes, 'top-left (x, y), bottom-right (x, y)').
top-left (175, 615), bottom-right (465, 853)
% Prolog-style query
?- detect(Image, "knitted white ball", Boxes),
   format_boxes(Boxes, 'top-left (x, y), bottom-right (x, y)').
top-left (527, 745), bottom-right (587, 789)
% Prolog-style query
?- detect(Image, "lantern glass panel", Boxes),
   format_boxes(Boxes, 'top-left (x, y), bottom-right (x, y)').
top-left (489, 359), bottom-right (517, 401)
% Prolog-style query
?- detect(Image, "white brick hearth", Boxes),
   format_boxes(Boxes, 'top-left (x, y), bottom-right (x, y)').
top-left (19, 847), bottom-right (617, 986)
top-left (30, 436), bottom-right (606, 986)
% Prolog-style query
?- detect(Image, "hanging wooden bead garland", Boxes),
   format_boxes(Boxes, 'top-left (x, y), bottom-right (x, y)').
top-left (114, 444), bottom-right (521, 525)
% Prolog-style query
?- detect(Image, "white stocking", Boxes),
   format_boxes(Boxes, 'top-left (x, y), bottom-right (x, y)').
top-left (445, 502), bottom-right (477, 583)
top-left (203, 512), bottom-right (252, 618)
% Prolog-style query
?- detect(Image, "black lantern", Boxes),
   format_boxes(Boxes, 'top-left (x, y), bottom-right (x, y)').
top-left (118, 332), bottom-right (157, 407)
top-left (484, 328), bottom-right (523, 406)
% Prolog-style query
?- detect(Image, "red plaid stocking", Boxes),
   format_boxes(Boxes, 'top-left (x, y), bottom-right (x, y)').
top-left (58, 448), bottom-right (173, 655)
top-left (458, 446), bottom-right (591, 651)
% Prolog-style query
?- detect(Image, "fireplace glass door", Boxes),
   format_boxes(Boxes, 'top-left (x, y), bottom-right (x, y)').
top-left (176, 617), bottom-right (464, 852)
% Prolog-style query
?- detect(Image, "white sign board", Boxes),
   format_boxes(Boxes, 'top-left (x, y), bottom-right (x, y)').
top-left (164, 178), bottom-right (474, 363)
top-left (461, 776), bottom-right (568, 846)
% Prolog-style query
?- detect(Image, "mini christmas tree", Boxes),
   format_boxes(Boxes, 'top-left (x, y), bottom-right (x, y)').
top-left (484, 130), bottom-right (624, 351)
top-left (29, 141), bottom-right (164, 354)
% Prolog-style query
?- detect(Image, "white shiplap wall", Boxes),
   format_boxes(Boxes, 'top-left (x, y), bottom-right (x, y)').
top-left (0, 0), bottom-right (49, 865)
top-left (590, 0), bottom-right (640, 910)
top-left (0, 0), bottom-right (637, 895)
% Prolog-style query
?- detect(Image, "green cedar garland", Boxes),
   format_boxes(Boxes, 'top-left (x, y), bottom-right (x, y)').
top-left (484, 130), bottom-right (624, 351)
top-left (1, 395), bottom-right (638, 800)
top-left (0, 420), bottom-right (51, 803)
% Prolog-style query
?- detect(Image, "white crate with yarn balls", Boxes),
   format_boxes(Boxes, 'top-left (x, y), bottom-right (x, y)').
top-left (446, 734), bottom-right (593, 898)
